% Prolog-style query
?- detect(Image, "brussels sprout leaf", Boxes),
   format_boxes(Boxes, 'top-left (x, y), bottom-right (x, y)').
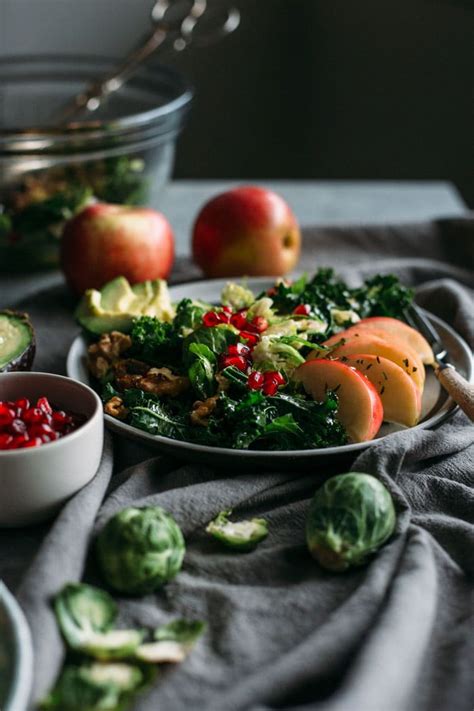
top-left (206, 510), bottom-right (268, 551)
top-left (135, 619), bottom-right (206, 664)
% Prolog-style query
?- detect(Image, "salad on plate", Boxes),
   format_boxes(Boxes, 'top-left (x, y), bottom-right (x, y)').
top-left (78, 268), bottom-right (434, 451)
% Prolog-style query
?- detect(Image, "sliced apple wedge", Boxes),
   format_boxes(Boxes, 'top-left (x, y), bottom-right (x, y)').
top-left (294, 359), bottom-right (383, 443)
top-left (314, 330), bottom-right (425, 393)
top-left (348, 317), bottom-right (434, 365)
top-left (337, 354), bottom-right (422, 427)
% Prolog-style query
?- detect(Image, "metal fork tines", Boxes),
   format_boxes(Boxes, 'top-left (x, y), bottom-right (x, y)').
top-left (403, 304), bottom-right (448, 363)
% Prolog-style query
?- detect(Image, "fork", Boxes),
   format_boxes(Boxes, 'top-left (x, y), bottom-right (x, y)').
top-left (404, 305), bottom-right (474, 422)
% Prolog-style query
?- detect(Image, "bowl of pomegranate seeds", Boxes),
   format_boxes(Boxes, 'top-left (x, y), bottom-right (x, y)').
top-left (0, 372), bottom-right (103, 527)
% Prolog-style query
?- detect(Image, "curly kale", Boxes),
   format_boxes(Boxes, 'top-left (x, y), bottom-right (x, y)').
top-left (130, 316), bottom-right (182, 367)
top-left (267, 268), bottom-right (413, 331)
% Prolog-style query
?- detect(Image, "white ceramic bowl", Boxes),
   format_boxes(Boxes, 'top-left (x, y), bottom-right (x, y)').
top-left (0, 372), bottom-right (103, 527)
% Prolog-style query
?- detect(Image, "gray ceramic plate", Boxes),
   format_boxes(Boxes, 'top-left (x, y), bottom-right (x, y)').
top-left (66, 278), bottom-right (473, 469)
top-left (0, 581), bottom-right (33, 711)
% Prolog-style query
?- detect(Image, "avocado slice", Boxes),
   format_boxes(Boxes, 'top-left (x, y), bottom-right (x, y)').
top-left (140, 279), bottom-right (175, 321)
top-left (101, 277), bottom-right (137, 313)
top-left (75, 294), bottom-right (136, 336)
top-left (0, 310), bottom-right (36, 372)
top-left (75, 277), bottom-right (176, 335)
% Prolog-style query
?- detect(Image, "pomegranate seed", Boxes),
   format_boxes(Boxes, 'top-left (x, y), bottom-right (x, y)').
top-left (264, 370), bottom-right (286, 386)
top-left (0, 404), bottom-right (15, 427)
top-left (10, 419), bottom-right (27, 435)
top-left (266, 287), bottom-right (277, 296)
top-left (28, 423), bottom-right (55, 438)
top-left (250, 316), bottom-right (268, 333)
top-left (247, 371), bottom-right (264, 390)
top-left (222, 305), bottom-right (233, 314)
top-left (22, 437), bottom-right (42, 448)
top-left (15, 397), bottom-right (30, 410)
top-left (230, 312), bottom-right (248, 330)
top-left (220, 354), bottom-right (248, 372)
top-left (11, 434), bottom-right (29, 448)
top-left (228, 343), bottom-right (251, 357)
top-left (213, 311), bottom-right (228, 324)
top-left (23, 407), bottom-right (45, 425)
top-left (0, 433), bottom-right (13, 449)
top-left (37, 396), bottom-right (53, 415)
top-left (293, 303), bottom-right (311, 316)
top-left (202, 311), bottom-right (221, 328)
top-left (262, 380), bottom-right (279, 396)
top-left (51, 413), bottom-right (72, 431)
top-left (239, 331), bottom-right (258, 347)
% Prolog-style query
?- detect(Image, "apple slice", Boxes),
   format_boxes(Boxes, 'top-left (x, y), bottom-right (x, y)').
top-left (294, 359), bottom-right (383, 443)
top-left (337, 354), bottom-right (422, 427)
top-left (348, 317), bottom-right (434, 364)
top-left (316, 330), bottom-right (425, 393)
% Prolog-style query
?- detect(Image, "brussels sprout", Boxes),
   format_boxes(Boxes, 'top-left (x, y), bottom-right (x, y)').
top-left (252, 335), bottom-right (305, 375)
top-left (54, 583), bottom-right (144, 660)
top-left (221, 282), bottom-right (255, 310)
top-left (97, 506), bottom-right (185, 595)
top-left (306, 472), bottom-right (396, 572)
top-left (40, 662), bottom-right (148, 711)
top-left (135, 618), bottom-right (206, 663)
top-left (246, 297), bottom-right (274, 321)
top-left (206, 510), bottom-right (268, 551)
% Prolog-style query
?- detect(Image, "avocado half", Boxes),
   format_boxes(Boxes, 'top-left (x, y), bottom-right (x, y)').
top-left (0, 310), bottom-right (36, 372)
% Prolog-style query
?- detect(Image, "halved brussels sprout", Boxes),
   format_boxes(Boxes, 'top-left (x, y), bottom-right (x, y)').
top-left (40, 662), bottom-right (148, 711)
top-left (306, 472), bottom-right (396, 572)
top-left (206, 510), bottom-right (268, 551)
top-left (54, 583), bottom-right (143, 660)
top-left (97, 506), bottom-right (185, 595)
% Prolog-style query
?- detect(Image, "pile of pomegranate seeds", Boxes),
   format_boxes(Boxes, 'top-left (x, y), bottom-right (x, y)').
top-left (201, 305), bottom-right (286, 397)
top-left (202, 308), bottom-right (269, 344)
top-left (0, 396), bottom-right (84, 450)
top-left (248, 370), bottom-right (286, 396)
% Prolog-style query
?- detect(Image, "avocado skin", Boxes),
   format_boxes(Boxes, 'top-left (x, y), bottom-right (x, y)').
top-left (0, 310), bottom-right (36, 373)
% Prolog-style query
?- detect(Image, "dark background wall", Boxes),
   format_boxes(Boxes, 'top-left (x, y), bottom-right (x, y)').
top-left (167, 0), bottom-right (473, 202)
top-left (1, 0), bottom-right (473, 201)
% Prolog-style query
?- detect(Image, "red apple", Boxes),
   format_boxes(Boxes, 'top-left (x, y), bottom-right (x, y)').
top-left (192, 185), bottom-right (301, 277)
top-left (295, 359), bottom-right (384, 443)
top-left (60, 203), bottom-right (174, 295)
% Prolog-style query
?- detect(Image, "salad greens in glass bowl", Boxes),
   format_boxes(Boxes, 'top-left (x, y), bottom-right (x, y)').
top-left (75, 267), bottom-right (425, 453)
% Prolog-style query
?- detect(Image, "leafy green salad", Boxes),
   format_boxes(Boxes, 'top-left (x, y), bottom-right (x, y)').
top-left (84, 268), bottom-right (413, 451)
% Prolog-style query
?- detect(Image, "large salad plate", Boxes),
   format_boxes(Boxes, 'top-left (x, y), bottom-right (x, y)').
top-left (66, 278), bottom-right (473, 469)
top-left (0, 581), bottom-right (33, 711)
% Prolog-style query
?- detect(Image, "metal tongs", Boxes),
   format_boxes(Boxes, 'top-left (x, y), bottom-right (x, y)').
top-left (404, 304), bottom-right (474, 422)
top-left (54, 0), bottom-right (240, 125)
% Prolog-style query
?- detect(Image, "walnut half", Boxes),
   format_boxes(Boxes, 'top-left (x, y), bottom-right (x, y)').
top-left (104, 396), bottom-right (129, 420)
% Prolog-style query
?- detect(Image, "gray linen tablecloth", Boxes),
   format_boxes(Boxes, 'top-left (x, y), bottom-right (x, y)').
top-left (2, 215), bottom-right (473, 711)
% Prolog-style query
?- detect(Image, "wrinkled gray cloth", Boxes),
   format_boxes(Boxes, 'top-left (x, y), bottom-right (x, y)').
top-left (4, 215), bottom-right (474, 711)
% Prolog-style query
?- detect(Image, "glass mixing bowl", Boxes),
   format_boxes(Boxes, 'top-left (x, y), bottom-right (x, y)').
top-left (0, 56), bottom-right (193, 271)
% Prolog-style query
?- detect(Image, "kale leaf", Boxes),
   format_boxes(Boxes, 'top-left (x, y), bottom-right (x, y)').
top-left (187, 343), bottom-right (217, 399)
top-left (130, 316), bottom-right (182, 367)
top-left (267, 268), bottom-right (413, 332)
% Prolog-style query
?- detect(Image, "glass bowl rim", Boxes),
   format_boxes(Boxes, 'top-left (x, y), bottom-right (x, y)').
top-left (0, 54), bottom-right (194, 148)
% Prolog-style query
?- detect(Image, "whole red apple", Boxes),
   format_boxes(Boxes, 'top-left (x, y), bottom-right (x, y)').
top-left (192, 186), bottom-right (301, 278)
top-left (60, 203), bottom-right (174, 294)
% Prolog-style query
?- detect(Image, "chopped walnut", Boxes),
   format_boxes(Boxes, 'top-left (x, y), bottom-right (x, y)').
top-left (87, 331), bottom-right (132, 379)
top-left (113, 358), bottom-right (150, 376)
top-left (139, 368), bottom-right (190, 397)
top-left (190, 396), bottom-right (218, 426)
top-left (104, 396), bottom-right (129, 420)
